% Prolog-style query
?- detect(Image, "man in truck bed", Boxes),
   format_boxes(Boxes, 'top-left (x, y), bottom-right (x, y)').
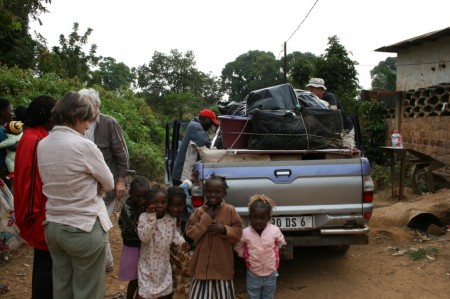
top-left (306, 78), bottom-right (355, 148)
top-left (172, 109), bottom-right (219, 185)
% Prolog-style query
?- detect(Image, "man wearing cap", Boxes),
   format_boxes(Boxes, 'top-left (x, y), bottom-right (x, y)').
top-left (306, 78), bottom-right (355, 148)
top-left (172, 109), bottom-right (219, 186)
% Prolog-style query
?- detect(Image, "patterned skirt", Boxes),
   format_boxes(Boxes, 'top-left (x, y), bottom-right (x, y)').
top-left (189, 279), bottom-right (235, 299)
top-left (170, 243), bottom-right (192, 299)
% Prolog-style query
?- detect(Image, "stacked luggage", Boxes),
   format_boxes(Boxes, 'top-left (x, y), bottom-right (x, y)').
top-left (219, 83), bottom-right (344, 150)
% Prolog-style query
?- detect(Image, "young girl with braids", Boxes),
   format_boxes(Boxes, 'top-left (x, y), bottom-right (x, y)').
top-left (234, 194), bottom-right (286, 299)
top-left (186, 175), bottom-right (242, 299)
top-left (137, 186), bottom-right (188, 299)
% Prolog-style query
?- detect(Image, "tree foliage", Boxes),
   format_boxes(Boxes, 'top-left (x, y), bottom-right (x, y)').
top-left (287, 51), bottom-right (318, 89)
top-left (36, 22), bottom-right (100, 82)
top-left (222, 50), bottom-right (283, 102)
top-left (136, 49), bottom-right (224, 118)
top-left (0, 65), bottom-right (165, 180)
top-left (0, 0), bottom-right (51, 68)
top-left (137, 50), bottom-right (202, 96)
top-left (89, 57), bottom-right (135, 90)
top-left (357, 100), bottom-right (388, 165)
top-left (161, 92), bottom-right (203, 121)
top-left (371, 57), bottom-right (396, 91)
top-left (315, 36), bottom-right (359, 114)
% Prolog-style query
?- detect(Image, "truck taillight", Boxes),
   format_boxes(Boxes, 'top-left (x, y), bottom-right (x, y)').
top-left (191, 182), bottom-right (204, 207)
top-left (363, 191), bottom-right (373, 203)
top-left (364, 211), bottom-right (372, 219)
top-left (362, 175), bottom-right (374, 203)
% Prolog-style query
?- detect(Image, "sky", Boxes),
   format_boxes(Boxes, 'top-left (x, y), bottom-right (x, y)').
top-left (29, 0), bottom-right (450, 90)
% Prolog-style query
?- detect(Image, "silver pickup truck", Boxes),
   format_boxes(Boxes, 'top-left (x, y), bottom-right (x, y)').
top-left (165, 120), bottom-right (374, 258)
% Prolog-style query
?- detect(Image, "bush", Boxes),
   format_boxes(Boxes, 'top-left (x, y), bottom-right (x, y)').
top-left (0, 65), bottom-right (165, 180)
top-left (358, 100), bottom-right (388, 165)
top-left (370, 163), bottom-right (390, 191)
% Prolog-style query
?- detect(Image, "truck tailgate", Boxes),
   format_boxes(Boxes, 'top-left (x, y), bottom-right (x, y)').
top-left (199, 158), bottom-right (370, 217)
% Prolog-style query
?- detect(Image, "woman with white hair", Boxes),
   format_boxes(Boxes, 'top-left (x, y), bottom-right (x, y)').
top-left (78, 87), bottom-right (130, 272)
top-left (37, 91), bottom-right (114, 299)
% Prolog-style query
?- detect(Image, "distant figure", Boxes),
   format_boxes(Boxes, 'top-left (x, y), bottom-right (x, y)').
top-left (14, 105), bottom-right (27, 122)
top-left (234, 194), bottom-right (286, 299)
top-left (172, 109), bottom-right (219, 185)
top-left (79, 88), bottom-right (130, 272)
top-left (0, 121), bottom-right (23, 181)
top-left (306, 78), bottom-right (355, 148)
top-left (0, 98), bottom-right (14, 188)
top-left (14, 95), bottom-right (56, 299)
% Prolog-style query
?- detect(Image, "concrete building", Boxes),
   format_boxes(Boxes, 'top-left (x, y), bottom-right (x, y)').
top-left (376, 27), bottom-right (450, 91)
top-left (370, 27), bottom-right (450, 189)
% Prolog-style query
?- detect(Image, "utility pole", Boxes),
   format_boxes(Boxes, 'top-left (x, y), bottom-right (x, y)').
top-left (284, 42), bottom-right (287, 83)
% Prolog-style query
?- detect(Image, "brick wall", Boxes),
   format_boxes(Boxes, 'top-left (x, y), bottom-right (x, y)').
top-left (362, 84), bottom-right (450, 173)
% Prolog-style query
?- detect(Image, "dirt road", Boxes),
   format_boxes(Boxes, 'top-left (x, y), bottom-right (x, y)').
top-left (1, 189), bottom-right (449, 299)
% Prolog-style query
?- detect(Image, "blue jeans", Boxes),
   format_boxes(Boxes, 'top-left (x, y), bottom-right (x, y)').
top-left (246, 269), bottom-right (278, 299)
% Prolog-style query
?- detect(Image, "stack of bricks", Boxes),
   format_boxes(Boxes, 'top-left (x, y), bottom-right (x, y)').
top-left (403, 84), bottom-right (450, 118)
top-left (400, 84), bottom-right (450, 167)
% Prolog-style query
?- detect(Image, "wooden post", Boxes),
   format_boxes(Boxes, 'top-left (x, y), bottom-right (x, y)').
top-left (395, 91), bottom-right (403, 132)
top-left (284, 42), bottom-right (287, 83)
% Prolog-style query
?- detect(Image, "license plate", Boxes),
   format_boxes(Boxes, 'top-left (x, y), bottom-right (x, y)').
top-left (271, 216), bottom-right (313, 230)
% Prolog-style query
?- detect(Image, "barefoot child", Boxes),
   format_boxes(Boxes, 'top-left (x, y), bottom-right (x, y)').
top-left (118, 176), bottom-right (149, 299)
top-left (137, 186), bottom-right (187, 299)
top-left (167, 185), bottom-right (193, 299)
top-left (234, 195), bottom-right (286, 299)
top-left (186, 175), bottom-right (243, 299)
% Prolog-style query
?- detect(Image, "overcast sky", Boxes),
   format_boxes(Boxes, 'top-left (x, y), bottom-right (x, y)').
top-left (30, 0), bottom-right (450, 90)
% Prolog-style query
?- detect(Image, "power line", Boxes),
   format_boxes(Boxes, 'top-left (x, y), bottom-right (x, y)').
top-left (285, 0), bottom-right (320, 43)
top-left (277, 44), bottom-right (284, 60)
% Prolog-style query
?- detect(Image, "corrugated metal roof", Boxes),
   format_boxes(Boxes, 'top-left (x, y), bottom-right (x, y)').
top-left (375, 27), bottom-right (450, 53)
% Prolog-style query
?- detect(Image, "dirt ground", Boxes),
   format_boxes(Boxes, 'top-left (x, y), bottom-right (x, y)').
top-left (1, 188), bottom-right (449, 299)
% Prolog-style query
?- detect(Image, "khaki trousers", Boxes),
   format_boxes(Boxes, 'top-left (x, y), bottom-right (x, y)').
top-left (44, 218), bottom-right (108, 299)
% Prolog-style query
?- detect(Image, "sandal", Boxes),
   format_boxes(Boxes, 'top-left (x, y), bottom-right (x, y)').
top-left (0, 284), bottom-right (10, 295)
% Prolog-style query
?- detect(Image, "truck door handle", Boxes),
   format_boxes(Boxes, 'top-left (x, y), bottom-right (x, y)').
top-left (274, 169), bottom-right (292, 177)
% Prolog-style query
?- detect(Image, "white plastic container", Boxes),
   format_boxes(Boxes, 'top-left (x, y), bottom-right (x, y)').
top-left (391, 130), bottom-right (403, 148)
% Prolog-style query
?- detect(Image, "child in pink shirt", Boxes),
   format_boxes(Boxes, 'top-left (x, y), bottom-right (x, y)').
top-left (234, 194), bottom-right (286, 299)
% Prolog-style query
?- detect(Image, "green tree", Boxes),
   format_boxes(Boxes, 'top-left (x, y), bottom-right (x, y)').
top-left (314, 36), bottom-right (359, 114)
top-left (287, 51), bottom-right (318, 89)
top-left (89, 57), bottom-right (135, 90)
top-left (371, 57), bottom-right (397, 91)
top-left (37, 22), bottom-right (100, 82)
top-left (198, 72), bottom-right (226, 107)
top-left (0, 0), bottom-right (51, 68)
top-left (137, 49), bottom-right (224, 117)
top-left (222, 50), bottom-right (283, 102)
top-left (162, 92), bottom-right (202, 120)
top-left (137, 50), bottom-right (202, 96)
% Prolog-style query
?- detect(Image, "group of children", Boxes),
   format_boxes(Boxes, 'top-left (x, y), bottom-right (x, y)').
top-left (119, 173), bottom-right (285, 299)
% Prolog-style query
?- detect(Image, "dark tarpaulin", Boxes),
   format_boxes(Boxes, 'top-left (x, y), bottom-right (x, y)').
top-left (247, 108), bottom-right (343, 150)
top-left (246, 83), bottom-right (298, 115)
